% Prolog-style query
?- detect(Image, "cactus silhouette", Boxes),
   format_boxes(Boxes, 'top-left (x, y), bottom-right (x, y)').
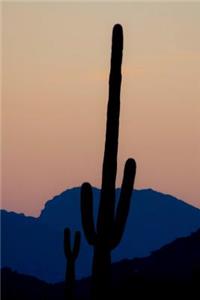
top-left (81, 24), bottom-right (136, 299)
top-left (64, 228), bottom-right (81, 300)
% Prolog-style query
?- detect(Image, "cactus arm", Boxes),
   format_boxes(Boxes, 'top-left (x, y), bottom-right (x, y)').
top-left (64, 228), bottom-right (72, 259)
top-left (97, 24), bottom-right (123, 235)
top-left (81, 182), bottom-right (97, 245)
top-left (111, 158), bottom-right (136, 249)
top-left (73, 231), bottom-right (81, 259)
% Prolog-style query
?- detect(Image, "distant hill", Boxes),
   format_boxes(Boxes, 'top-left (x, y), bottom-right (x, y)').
top-left (1, 187), bottom-right (200, 282)
top-left (112, 228), bottom-right (200, 285)
top-left (111, 228), bottom-right (200, 299)
top-left (2, 229), bottom-right (200, 299)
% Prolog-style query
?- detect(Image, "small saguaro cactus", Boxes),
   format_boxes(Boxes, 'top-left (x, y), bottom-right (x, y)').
top-left (81, 24), bottom-right (136, 299)
top-left (64, 228), bottom-right (81, 300)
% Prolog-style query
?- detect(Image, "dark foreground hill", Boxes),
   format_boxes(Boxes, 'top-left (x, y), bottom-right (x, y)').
top-left (2, 229), bottom-right (200, 300)
top-left (1, 187), bottom-right (200, 282)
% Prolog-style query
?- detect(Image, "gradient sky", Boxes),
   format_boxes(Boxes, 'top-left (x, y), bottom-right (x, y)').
top-left (2, 2), bottom-right (200, 216)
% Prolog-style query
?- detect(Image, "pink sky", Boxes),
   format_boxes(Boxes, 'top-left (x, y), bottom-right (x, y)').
top-left (2, 2), bottom-right (200, 216)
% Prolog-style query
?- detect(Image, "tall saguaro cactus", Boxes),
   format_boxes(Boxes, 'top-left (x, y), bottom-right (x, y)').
top-left (64, 228), bottom-right (81, 300)
top-left (81, 24), bottom-right (136, 299)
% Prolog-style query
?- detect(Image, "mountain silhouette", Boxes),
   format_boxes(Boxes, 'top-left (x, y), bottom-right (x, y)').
top-left (2, 228), bottom-right (200, 299)
top-left (111, 228), bottom-right (200, 299)
top-left (1, 187), bottom-right (200, 282)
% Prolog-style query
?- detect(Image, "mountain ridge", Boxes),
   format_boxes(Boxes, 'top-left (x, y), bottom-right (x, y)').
top-left (1, 187), bottom-right (200, 282)
top-left (39, 186), bottom-right (198, 218)
top-left (2, 187), bottom-right (198, 218)
top-left (2, 228), bottom-right (200, 299)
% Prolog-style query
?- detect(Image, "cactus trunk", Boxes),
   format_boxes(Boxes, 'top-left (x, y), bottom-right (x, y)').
top-left (65, 259), bottom-right (75, 299)
top-left (91, 244), bottom-right (111, 299)
top-left (64, 228), bottom-right (81, 300)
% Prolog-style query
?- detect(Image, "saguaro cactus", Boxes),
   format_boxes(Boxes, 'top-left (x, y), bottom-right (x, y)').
top-left (64, 228), bottom-right (81, 299)
top-left (81, 24), bottom-right (136, 299)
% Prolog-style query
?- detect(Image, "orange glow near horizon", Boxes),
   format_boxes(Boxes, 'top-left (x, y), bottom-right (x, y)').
top-left (2, 2), bottom-right (200, 216)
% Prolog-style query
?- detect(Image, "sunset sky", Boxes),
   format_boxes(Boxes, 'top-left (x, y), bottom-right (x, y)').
top-left (2, 2), bottom-right (200, 216)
